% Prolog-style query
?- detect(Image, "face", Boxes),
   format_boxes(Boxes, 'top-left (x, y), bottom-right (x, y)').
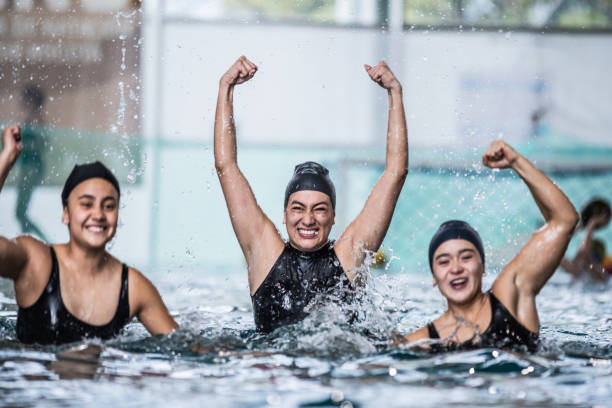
top-left (431, 239), bottom-right (484, 306)
top-left (62, 178), bottom-right (119, 249)
top-left (283, 190), bottom-right (335, 252)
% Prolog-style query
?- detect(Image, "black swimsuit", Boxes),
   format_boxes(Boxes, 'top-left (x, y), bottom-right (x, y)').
top-left (16, 247), bottom-right (131, 345)
top-left (426, 291), bottom-right (539, 352)
top-left (251, 241), bottom-right (352, 333)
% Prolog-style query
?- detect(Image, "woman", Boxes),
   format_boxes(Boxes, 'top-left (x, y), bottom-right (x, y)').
top-left (0, 125), bottom-right (177, 345)
top-left (403, 140), bottom-right (578, 351)
top-left (561, 198), bottom-right (611, 283)
top-left (214, 56), bottom-right (408, 333)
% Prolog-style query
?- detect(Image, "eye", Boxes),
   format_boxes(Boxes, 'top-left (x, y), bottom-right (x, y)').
top-left (80, 201), bottom-right (93, 208)
top-left (104, 203), bottom-right (117, 211)
top-left (462, 254), bottom-right (473, 261)
top-left (292, 206), bottom-right (304, 212)
top-left (438, 259), bottom-right (449, 266)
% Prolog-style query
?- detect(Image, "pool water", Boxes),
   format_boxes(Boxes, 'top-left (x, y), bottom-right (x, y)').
top-left (1, 266), bottom-right (610, 408)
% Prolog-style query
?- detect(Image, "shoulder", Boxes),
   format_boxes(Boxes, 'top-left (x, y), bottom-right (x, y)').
top-left (403, 326), bottom-right (431, 343)
top-left (15, 235), bottom-right (51, 276)
top-left (16, 234), bottom-right (48, 254)
top-left (127, 267), bottom-right (163, 307)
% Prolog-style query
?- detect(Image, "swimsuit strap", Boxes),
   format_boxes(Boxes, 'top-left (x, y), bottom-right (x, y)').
top-left (427, 322), bottom-right (440, 339)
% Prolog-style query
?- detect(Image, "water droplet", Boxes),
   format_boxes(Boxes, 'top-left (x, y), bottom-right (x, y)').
top-left (331, 390), bottom-right (344, 402)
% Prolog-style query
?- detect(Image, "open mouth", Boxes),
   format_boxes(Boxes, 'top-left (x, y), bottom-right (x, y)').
top-left (297, 228), bottom-right (318, 239)
top-left (450, 277), bottom-right (468, 290)
top-left (85, 225), bottom-right (107, 234)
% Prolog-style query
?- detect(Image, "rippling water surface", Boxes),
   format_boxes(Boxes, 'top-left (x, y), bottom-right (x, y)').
top-left (1, 268), bottom-right (610, 408)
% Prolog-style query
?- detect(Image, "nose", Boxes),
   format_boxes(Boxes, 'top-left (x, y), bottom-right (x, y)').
top-left (92, 205), bottom-right (106, 220)
top-left (302, 210), bottom-right (315, 226)
top-left (449, 259), bottom-right (463, 274)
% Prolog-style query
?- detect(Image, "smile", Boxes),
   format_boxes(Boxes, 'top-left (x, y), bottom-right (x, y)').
top-left (297, 228), bottom-right (318, 238)
top-left (450, 277), bottom-right (468, 289)
top-left (86, 225), bottom-right (107, 233)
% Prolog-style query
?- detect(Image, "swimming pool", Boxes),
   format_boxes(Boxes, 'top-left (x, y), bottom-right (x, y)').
top-left (1, 256), bottom-right (611, 407)
top-left (1, 142), bottom-right (611, 407)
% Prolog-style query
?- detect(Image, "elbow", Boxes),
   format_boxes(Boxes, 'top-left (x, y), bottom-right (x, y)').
top-left (385, 166), bottom-right (408, 182)
top-left (559, 208), bottom-right (580, 235)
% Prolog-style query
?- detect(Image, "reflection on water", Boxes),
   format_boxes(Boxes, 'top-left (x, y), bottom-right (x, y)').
top-left (0, 270), bottom-right (610, 408)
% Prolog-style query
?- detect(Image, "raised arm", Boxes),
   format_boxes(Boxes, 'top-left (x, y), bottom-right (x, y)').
top-left (487, 141), bottom-right (579, 330)
top-left (214, 56), bottom-right (284, 292)
top-left (336, 61), bottom-right (408, 276)
top-left (0, 126), bottom-right (29, 280)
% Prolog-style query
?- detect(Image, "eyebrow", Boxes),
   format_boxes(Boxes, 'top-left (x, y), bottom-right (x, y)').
top-left (434, 248), bottom-right (475, 261)
top-left (77, 194), bottom-right (117, 202)
top-left (290, 200), bottom-right (329, 208)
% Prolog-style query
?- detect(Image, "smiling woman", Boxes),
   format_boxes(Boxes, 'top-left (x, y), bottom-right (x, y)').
top-left (214, 56), bottom-right (408, 333)
top-left (401, 141), bottom-right (579, 352)
top-left (0, 125), bottom-right (177, 345)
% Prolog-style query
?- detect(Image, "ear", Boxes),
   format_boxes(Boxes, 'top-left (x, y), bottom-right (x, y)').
top-left (432, 278), bottom-right (438, 287)
top-left (282, 210), bottom-right (286, 225)
top-left (62, 207), bottom-right (69, 225)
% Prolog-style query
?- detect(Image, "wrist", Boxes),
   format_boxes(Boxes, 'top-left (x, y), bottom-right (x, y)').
top-left (388, 83), bottom-right (402, 94)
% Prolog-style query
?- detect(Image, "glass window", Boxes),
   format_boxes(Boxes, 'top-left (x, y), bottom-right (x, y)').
top-left (164, 0), bottom-right (381, 26)
top-left (403, 0), bottom-right (612, 31)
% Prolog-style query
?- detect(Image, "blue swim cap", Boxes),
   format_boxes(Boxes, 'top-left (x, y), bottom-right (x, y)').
top-left (284, 161), bottom-right (336, 209)
top-left (428, 220), bottom-right (484, 271)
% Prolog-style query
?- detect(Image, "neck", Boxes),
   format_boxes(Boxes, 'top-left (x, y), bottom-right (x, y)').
top-left (288, 240), bottom-right (329, 253)
top-left (63, 240), bottom-right (109, 273)
top-left (447, 291), bottom-right (487, 322)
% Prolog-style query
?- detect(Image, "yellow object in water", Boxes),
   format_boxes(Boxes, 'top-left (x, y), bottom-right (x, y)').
top-left (370, 248), bottom-right (388, 268)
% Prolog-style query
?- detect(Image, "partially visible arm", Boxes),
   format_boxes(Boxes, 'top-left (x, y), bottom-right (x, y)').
top-left (0, 126), bottom-right (28, 280)
top-left (560, 217), bottom-right (600, 279)
top-left (214, 56), bottom-right (284, 293)
top-left (488, 141), bottom-right (578, 331)
top-left (335, 62), bottom-right (408, 279)
top-left (130, 268), bottom-right (178, 335)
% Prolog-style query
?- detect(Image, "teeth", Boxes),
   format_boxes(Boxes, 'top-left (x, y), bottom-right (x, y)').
top-left (87, 226), bottom-right (105, 232)
top-left (298, 229), bottom-right (318, 237)
top-left (451, 278), bottom-right (467, 285)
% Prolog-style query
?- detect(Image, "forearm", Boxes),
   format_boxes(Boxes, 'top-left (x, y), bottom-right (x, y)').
top-left (511, 155), bottom-right (577, 228)
top-left (0, 154), bottom-right (14, 193)
top-left (214, 83), bottom-right (238, 172)
top-left (385, 87), bottom-right (408, 176)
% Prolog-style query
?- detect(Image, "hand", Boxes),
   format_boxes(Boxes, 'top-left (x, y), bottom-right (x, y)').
top-left (482, 140), bottom-right (519, 169)
top-left (587, 212), bottom-right (610, 230)
top-left (364, 61), bottom-right (401, 91)
top-left (0, 125), bottom-right (22, 166)
top-left (220, 56), bottom-right (257, 87)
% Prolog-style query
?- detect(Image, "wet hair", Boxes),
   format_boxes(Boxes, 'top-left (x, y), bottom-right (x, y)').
top-left (22, 84), bottom-right (45, 110)
top-left (61, 161), bottom-right (120, 207)
top-left (284, 161), bottom-right (336, 210)
top-left (580, 198), bottom-right (610, 229)
top-left (429, 220), bottom-right (485, 272)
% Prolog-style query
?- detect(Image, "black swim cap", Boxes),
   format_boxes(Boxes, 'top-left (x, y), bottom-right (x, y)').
top-left (61, 161), bottom-right (120, 207)
top-left (428, 220), bottom-right (485, 272)
top-left (284, 161), bottom-right (336, 209)
top-left (580, 197), bottom-right (610, 229)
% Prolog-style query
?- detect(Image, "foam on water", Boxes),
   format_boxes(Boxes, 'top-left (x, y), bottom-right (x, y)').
top-left (0, 268), bottom-right (610, 407)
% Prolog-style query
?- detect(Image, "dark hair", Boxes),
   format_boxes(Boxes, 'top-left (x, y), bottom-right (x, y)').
top-left (284, 161), bottom-right (336, 209)
top-left (61, 161), bottom-right (121, 207)
top-left (580, 198), bottom-right (610, 229)
top-left (428, 220), bottom-right (485, 272)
